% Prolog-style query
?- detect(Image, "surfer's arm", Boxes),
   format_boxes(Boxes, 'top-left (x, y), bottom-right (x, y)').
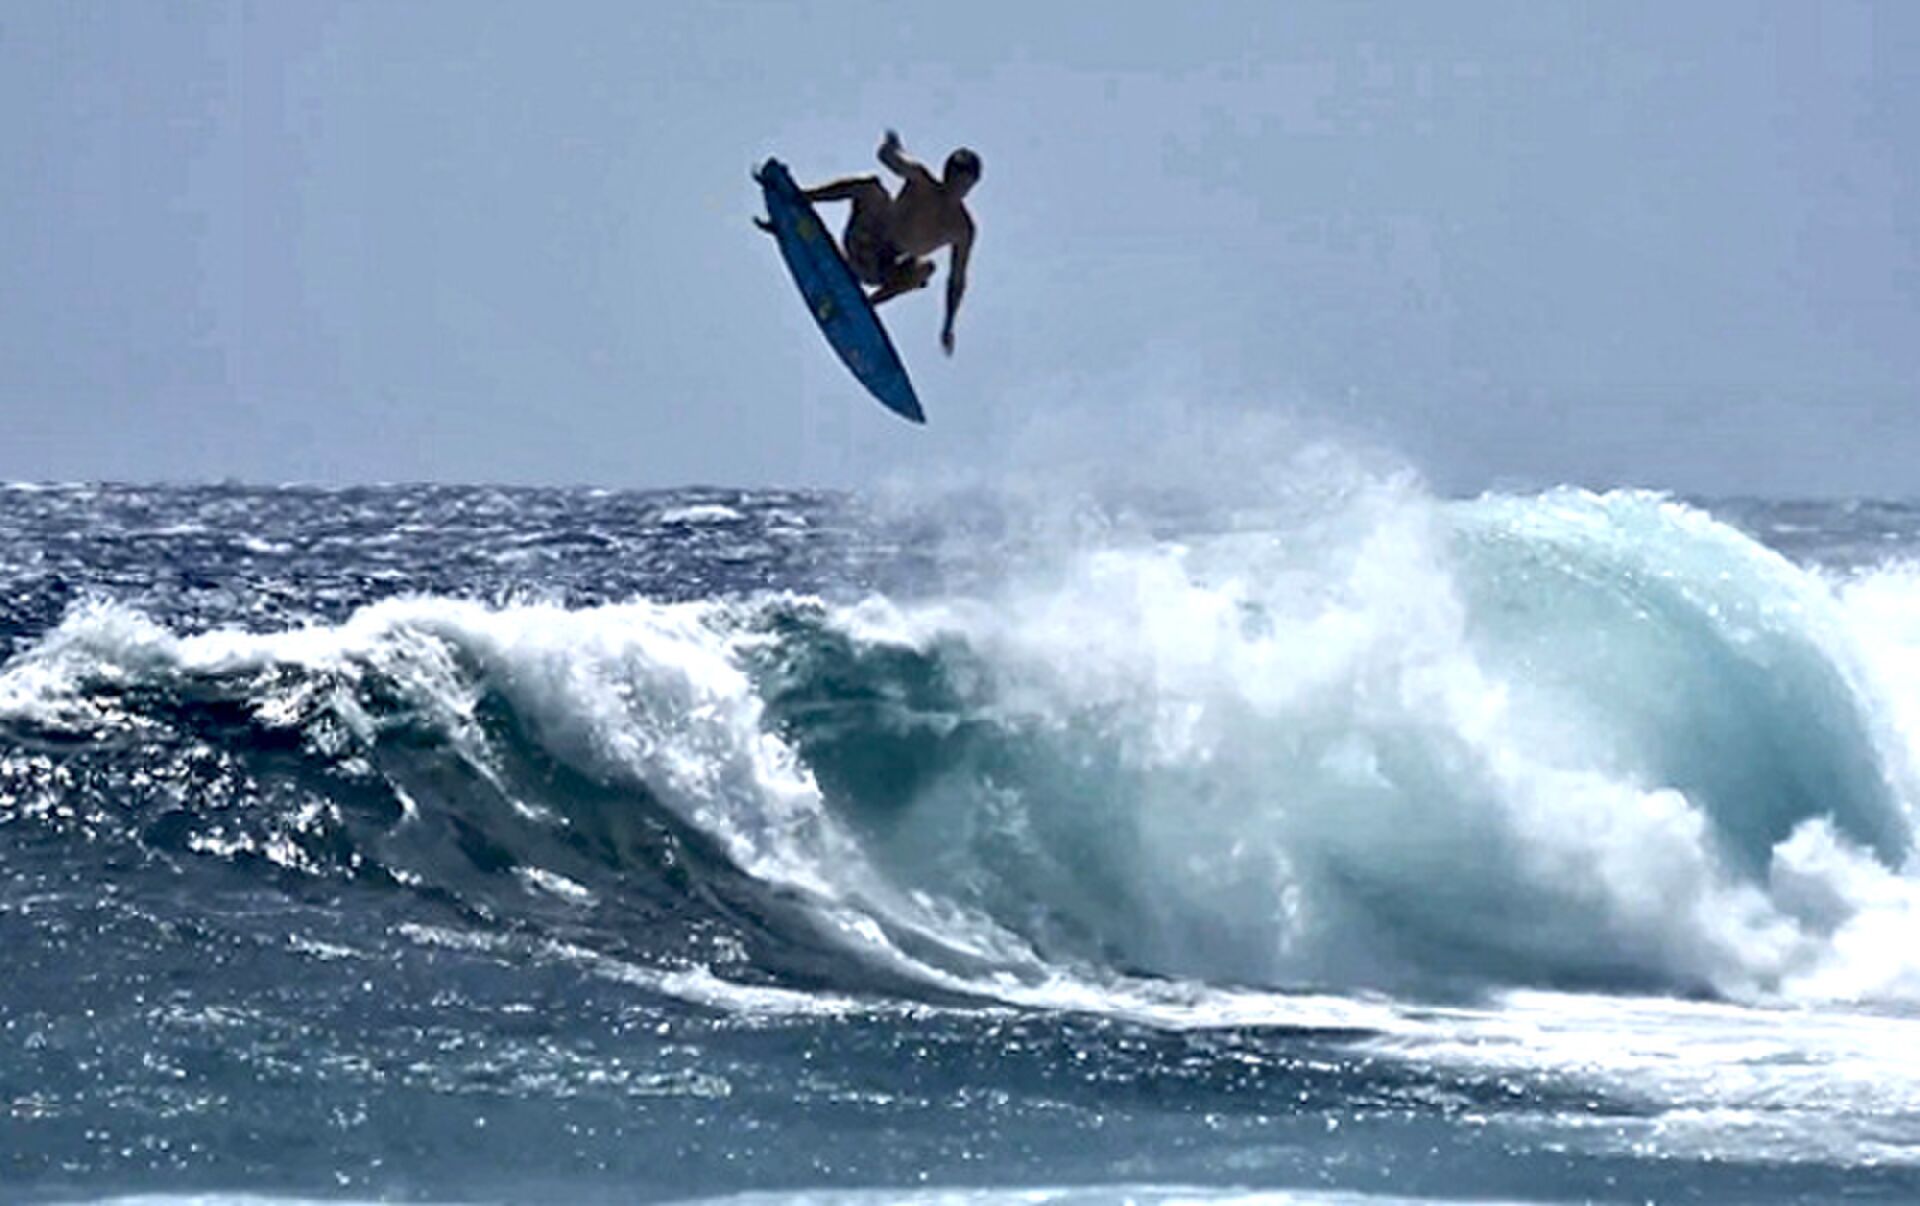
top-left (878, 129), bottom-right (936, 186)
top-left (941, 223), bottom-right (973, 356)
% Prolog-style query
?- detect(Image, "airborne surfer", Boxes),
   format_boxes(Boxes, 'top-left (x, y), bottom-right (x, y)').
top-left (799, 130), bottom-right (979, 355)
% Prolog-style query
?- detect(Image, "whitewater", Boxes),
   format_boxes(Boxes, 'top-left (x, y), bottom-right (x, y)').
top-left (4, 474), bottom-right (1920, 1203)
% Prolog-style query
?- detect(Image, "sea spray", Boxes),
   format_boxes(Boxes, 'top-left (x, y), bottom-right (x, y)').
top-left (771, 485), bottom-right (1920, 1002)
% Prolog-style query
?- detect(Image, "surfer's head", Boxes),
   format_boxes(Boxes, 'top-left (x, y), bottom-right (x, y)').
top-left (944, 148), bottom-right (981, 195)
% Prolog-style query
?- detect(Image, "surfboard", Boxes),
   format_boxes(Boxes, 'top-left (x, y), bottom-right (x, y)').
top-left (755, 159), bottom-right (926, 425)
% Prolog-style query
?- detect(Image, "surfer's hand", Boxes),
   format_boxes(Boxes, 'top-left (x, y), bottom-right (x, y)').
top-left (882, 129), bottom-right (901, 154)
top-left (941, 327), bottom-right (955, 356)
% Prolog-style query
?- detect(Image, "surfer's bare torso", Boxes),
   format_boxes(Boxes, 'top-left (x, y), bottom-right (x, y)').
top-left (803, 131), bottom-right (980, 355)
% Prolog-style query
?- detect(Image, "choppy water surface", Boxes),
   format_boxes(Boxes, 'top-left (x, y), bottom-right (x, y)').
top-left (5, 482), bottom-right (1920, 1203)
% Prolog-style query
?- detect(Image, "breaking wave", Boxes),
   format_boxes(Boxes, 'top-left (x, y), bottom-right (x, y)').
top-left (5, 485), bottom-right (1919, 1012)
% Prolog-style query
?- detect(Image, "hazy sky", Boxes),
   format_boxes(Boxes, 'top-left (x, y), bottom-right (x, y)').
top-left (3, 1), bottom-right (1917, 494)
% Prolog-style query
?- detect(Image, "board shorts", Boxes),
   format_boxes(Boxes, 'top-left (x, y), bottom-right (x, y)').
top-left (843, 223), bottom-right (903, 287)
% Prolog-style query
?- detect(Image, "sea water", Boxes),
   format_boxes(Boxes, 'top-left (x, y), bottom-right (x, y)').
top-left (4, 478), bottom-right (1920, 1203)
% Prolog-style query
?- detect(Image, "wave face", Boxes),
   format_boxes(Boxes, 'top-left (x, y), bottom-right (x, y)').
top-left (10, 482), bottom-right (1920, 1204)
top-left (5, 484), bottom-right (1917, 1009)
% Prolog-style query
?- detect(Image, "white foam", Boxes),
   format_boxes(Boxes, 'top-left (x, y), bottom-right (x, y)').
top-left (658, 503), bottom-right (746, 526)
top-left (1369, 987), bottom-right (1920, 1167)
top-left (809, 486), bottom-right (1920, 1008)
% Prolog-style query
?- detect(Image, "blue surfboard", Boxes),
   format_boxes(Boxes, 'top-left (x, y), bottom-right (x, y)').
top-left (755, 159), bottom-right (925, 424)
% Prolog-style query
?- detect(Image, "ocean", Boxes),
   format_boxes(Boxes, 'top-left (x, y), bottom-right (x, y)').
top-left (4, 478), bottom-right (1920, 1204)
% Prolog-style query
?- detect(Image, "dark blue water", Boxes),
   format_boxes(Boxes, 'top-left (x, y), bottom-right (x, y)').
top-left (5, 483), bottom-right (1920, 1204)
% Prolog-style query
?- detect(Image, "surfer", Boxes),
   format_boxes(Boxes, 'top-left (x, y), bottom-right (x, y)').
top-left (801, 130), bottom-right (979, 355)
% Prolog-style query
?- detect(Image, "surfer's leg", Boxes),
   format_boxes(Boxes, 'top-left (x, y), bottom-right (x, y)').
top-left (804, 175), bottom-right (886, 205)
top-left (837, 179), bottom-right (898, 284)
top-left (843, 176), bottom-right (891, 215)
top-left (868, 258), bottom-right (935, 306)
